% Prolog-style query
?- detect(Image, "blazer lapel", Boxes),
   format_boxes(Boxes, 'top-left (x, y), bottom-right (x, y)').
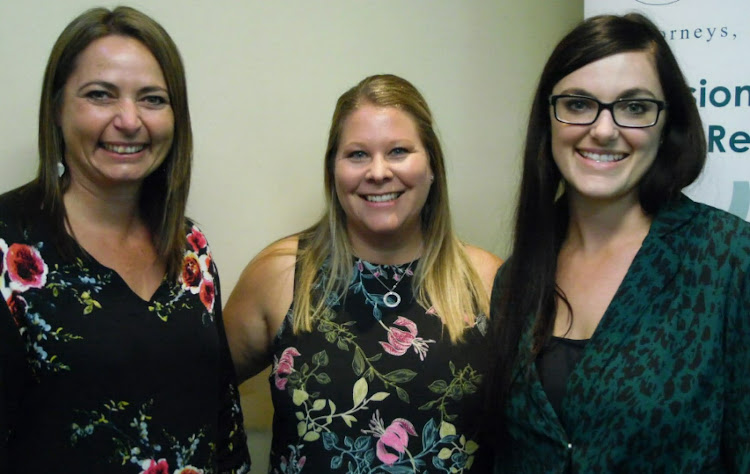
top-left (562, 195), bottom-right (700, 426)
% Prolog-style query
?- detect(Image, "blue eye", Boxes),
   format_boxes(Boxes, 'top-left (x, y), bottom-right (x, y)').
top-left (346, 150), bottom-right (368, 160)
top-left (562, 97), bottom-right (595, 114)
top-left (390, 147), bottom-right (409, 156)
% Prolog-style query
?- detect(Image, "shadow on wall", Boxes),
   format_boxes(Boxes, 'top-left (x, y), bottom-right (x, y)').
top-left (240, 367), bottom-right (273, 472)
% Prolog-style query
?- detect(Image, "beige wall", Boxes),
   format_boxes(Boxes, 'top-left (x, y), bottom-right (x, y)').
top-left (0, 0), bottom-right (582, 432)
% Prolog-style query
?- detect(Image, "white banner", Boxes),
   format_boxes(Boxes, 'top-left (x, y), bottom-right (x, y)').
top-left (585, 0), bottom-right (750, 220)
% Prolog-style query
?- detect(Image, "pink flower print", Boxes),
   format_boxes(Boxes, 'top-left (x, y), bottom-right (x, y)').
top-left (273, 347), bottom-right (301, 390)
top-left (187, 226), bottom-right (208, 252)
top-left (379, 317), bottom-right (436, 361)
top-left (377, 418), bottom-right (417, 465)
top-left (180, 251), bottom-right (202, 294)
top-left (174, 467), bottom-right (204, 474)
top-left (199, 275), bottom-right (215, 313)
top-left (6, 291), bottom-right (27, 327)
top-left (0, 239), bottom-right (6, 275)
top-left (5, 243), bottom-right (48, 292)
top-left (140, 458), bottom-right (169, 474)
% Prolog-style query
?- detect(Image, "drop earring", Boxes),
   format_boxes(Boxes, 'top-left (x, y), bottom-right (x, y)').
top-left (57, 161), bottom-right (65, 178)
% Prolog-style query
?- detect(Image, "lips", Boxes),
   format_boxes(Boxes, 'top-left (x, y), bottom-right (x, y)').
top-left (101, 143), bottom-right (147, 154)
top-left (364, 192), bottom-right (402, 203)
top-left (579, 150), bottom-right (627, 163)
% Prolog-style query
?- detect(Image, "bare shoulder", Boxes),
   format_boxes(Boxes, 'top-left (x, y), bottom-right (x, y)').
top-left (231, 234), bottom-right (298, 317)
top-left (224, 234), bottom-right (299, 381)
top-left (250, 235), bottom-right (299, 277)
top-left (464, 244), bottom-right (503, 293)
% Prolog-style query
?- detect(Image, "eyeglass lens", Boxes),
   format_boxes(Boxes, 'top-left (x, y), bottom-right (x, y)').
top-left (555, 96), bottom-right (660, 127)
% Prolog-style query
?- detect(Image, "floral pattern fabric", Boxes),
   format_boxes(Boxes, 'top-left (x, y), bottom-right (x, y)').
top-left (0, 188), bottom-right (250, 473)
top-left (268, 257), bottom-right (491, 473)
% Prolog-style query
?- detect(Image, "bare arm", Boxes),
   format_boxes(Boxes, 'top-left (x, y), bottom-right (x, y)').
top-left (464, 244), bottom-right (503, 299)
top-left (223, 236), bottom-right (298, 383)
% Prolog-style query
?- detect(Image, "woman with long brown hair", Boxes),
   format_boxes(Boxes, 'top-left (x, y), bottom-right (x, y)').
top-left (487, 13), bottom-right (749, 472)
top-left (0, 7), bottom-right (250, 472)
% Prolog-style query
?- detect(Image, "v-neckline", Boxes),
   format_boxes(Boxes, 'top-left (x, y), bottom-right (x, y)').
top-left (84, 252), bottom-right (169, 304)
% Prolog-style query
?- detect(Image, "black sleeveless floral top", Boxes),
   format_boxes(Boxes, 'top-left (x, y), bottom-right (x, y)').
top-left (267, 257), bottom-right (491, 473)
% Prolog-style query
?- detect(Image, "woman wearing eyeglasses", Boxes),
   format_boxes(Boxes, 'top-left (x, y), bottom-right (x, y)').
top-left (486, 13), bottom-right (750, 472)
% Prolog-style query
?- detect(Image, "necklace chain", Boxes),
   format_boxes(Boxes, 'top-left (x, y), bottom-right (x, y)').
top-left (365, 258), bottom-right (417, 308)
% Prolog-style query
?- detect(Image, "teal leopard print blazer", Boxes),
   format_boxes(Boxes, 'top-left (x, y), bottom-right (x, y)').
top-left (494, 195), bottom-right (750, 473)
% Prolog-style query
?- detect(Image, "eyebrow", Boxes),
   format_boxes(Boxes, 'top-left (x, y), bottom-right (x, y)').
top-left (76, 80), bottom-right (117, 93)
top-left (557, 87), bottom-right (660, 100)
top-left (76, 81), bottom-right (169, 95)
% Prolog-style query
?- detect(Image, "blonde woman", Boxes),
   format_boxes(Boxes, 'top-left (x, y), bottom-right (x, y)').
top-left (225, 74), bottom-right (501, 472)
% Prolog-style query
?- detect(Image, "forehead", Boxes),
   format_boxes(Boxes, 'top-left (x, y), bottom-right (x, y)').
top-left (340, 105), bottom-right (420, 140)
top-left (552, 51), bottom-right (664, 100)
top-left (68, 35), bottom-right (164, 82)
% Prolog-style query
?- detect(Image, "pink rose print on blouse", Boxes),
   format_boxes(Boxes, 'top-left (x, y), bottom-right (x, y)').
top-left (174, 467), bottom-right (204, 474)
top-left (181, 227), bottom-right (216, 313)
top-left (6, 291), bottom-right (27, 327)
top-left (180, 251), bottom-right (202, 294)
top-left (199, 276), bottom-right (215, 313)
top-left (280, 454), bottom-right (306, 471)
top-left (4, 243), bottom-right (48, 292)
top-left (364, 411), bottom-right (417, 466)
top-left (139, 458), bottom-right (169, 474)
top-left (187, 226), bottom-right (208, 252)
top-left (272, 347), bottom-right (301, 390)
top-left (379, 316), bottom-right (436, 361)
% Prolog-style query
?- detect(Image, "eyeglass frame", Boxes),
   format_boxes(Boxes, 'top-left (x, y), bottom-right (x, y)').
top-left (548, 94), bottom-right (667, 128)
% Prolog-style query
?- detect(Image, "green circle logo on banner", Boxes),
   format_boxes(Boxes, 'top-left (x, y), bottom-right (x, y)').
top-left (635, 0), bottom-right (680, 4)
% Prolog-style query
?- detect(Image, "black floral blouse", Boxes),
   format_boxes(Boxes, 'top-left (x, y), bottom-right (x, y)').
top-left (268, 256), bottom-right (492, 473)
top-left (0, 188), bottom-right (250, 473)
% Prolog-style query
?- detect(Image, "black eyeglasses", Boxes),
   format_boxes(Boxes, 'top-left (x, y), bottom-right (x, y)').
top-left (549, 94), bottom-right (667, 128)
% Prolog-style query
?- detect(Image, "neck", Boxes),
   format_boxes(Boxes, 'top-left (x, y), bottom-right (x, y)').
top-left (347, 227), bottom-right (424, 265)
top-left (564, 192), bottom-right (652, 254)
top-left (63, 179), bottom-right (143, 238)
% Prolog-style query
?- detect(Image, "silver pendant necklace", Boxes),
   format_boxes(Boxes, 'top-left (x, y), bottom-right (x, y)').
top-left (367, 258), bottom-right (418, 308)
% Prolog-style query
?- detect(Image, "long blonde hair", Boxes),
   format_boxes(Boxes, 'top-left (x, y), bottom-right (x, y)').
top-left (292, 74), bottom-right (488, 343)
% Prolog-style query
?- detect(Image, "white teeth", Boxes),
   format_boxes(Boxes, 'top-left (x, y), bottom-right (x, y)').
top-left (366, 192), bottom-right (400, 202)
top-left (103, 143), bottom-right (146, 154)
top-left (580, 150), bottom-right (626, 163)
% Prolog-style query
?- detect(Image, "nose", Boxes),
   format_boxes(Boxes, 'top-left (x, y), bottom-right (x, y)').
top-left (589, 109), bottom-right (619, 143)
top-left (113, 99), bottom-right (142, 134)
top-left (366, 154), bottom-right (393, 182)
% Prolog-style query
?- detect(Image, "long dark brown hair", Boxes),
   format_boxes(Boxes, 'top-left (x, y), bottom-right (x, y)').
top-left (485, 12), bottom-right (705, 443)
